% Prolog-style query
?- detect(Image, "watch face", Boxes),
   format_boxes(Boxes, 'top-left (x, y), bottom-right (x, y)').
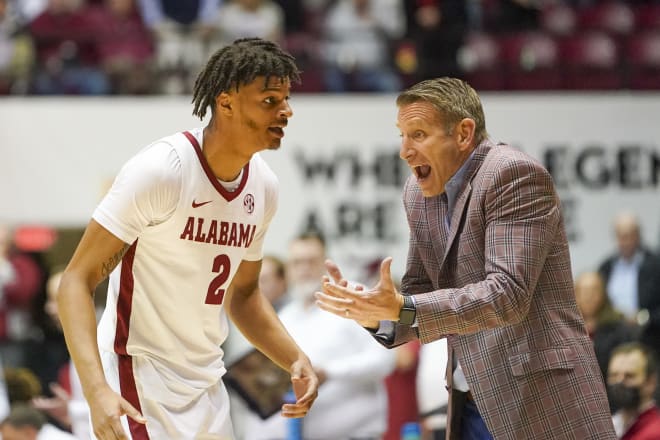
top-left (399, 308), bottom-right (416, 325)
top-left (399, 296), bottom-right (416, 325)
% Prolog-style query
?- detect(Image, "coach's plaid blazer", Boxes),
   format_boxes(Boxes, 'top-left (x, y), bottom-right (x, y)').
top-left (386, 140), bottom-right (616, 439)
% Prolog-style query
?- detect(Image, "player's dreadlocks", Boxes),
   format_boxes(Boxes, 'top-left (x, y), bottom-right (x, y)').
top-left (191, 38), bottom-right (300, 120)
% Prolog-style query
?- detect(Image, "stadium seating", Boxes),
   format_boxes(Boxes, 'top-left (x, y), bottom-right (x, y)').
top-left (578, 1), bottom-right (635, 38)
top-left (457, 32), bottom-right (505, 91)
top-left (626, 31), bottom-right (660, 90)
top-left (498, 31), bottom-right (561, 90)
top-left (560, 31), bottom-right (623, 90)
top-left (634, 4), bottom-right (660, 32)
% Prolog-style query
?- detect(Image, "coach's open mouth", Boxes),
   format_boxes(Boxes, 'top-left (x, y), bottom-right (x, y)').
top-left (414, 165), bottom-right (431, 179)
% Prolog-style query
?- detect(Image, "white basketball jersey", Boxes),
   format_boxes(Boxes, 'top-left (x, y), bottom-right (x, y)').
top-left (93, 127), bottom-right (278, 407)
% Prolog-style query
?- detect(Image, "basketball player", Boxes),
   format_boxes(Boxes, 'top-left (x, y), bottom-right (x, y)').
top-left (56, 38), bottom-right (319, 440)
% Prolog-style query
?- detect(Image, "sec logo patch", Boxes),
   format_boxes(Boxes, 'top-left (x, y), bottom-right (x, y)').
top-left (243, 194), bottom-right (255, 214)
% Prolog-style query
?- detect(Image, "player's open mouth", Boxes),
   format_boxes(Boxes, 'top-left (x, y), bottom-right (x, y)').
top-left (268, 127), bottom-right (284, 138)
top-left (414, 165), bottom-right (432, 180)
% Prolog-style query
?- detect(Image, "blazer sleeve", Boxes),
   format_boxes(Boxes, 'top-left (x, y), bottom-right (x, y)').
top-left (369, 177), bottom-right (432, 348)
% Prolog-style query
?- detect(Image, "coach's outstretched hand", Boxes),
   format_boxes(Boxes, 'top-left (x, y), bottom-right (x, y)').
top-left (89, 385), bottom-right (146, 439)
top-left (315, 257), bottom-right (403, 329)
top-left (281, 357), bottom-right (319, 418)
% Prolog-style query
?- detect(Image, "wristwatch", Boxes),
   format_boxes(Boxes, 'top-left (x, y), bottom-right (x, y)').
top-left (398, 295), bottom-right (416, 325)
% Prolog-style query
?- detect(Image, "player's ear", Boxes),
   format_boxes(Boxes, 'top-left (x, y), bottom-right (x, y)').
top-left (216, 93), bottom-right (233, 116)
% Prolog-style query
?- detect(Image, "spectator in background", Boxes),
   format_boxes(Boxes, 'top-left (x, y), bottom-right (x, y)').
top-left (608, 342), bottom-right (660, 439)
top-left (245, 232), bottom-right (396, 439)
top-left (0, 352), bottom-right (9, 421)
top-left (320, 0), bottom-right (405, 92)
top-left (0, 0), bottom-right (34, 94)
top-left (383, 340), bottom-right (420, 440)
top-left (491, 0), bottom-right (541, 33)
top-left (3, 368), bottom-right (77, 438)
top-left (599, 212), bottom-right (660, 359)
top-left (28, 0), bottom-right (110, 95)
top-left (215, 0), bottom-right (284, 47)
top-left (361, 258), bottom-right (421, 440)
top-left (404, 0), bottom-right (467, 81)
top-left (88, 0), bottom-right (155, 94)
top-left (0, 225), bottom-right (43, 369)
top-left (259, 255), bottom-right (290, 311)
top-left (416, 339), bottom-right (448, 440)
top-left (0, 404), bottom-right (76, 440)
top-left (137, 0), bottom-right (220, 93)
top-left (272, 0), bottom-right (306, 34)
top-left (31, 269), bottom-right (90, 440)
top-left (4, 368), bottom-right (41, 406)
top-left (222, 254), bottom-right (291, 438)
top-left (13, 0), bottom-right (48, 23)
top-left (575, 271), bottom-right (639, 380)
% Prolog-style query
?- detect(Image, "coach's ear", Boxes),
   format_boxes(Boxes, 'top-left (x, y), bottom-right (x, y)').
top-left (456, 118), bottom-right (476, 151)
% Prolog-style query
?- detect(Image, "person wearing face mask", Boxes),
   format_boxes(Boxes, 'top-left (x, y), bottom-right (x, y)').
top-left (244, 232), bottom-right (396, 440)
top-left (608, 342), bottom-right (660, 439)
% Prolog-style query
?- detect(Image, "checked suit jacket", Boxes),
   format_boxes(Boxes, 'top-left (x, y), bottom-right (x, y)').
top-left (381, 140), bottom-right (616, 439)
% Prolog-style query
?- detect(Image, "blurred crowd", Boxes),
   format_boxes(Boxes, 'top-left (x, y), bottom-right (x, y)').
top-left (2, 0), bottom-right (660, 96)
top-left (1, 207), bottom-right (660, 438)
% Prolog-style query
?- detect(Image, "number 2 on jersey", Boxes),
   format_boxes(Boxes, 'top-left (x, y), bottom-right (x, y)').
top-left (206, 254), bottom-right (230, 304)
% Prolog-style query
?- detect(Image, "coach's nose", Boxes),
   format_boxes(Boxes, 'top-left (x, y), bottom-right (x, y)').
top-left (400, 136), bottom-right (415, 161)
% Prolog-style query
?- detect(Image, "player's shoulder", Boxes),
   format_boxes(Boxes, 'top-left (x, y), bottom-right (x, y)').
top-left (250, 153), bottom-right (278, 186)
top-left (121, 131), bottom-right (188, 184)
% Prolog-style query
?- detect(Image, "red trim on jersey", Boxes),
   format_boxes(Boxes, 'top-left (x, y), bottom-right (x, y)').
top-left (118, 354), bottom-right (149, 440)
top-left (114, 241), bottom-right (149, 439)
top-left (183, 130), bottom-right (250, 202)
top-left (115, 240), bottom-right (137, 355)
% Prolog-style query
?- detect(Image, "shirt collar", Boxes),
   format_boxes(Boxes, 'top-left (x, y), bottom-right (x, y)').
top-left (445, 150), bottom-right (476, 216)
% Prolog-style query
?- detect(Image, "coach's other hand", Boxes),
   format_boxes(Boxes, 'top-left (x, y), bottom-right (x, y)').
top-left (316, 257), bottom-right (403, 329)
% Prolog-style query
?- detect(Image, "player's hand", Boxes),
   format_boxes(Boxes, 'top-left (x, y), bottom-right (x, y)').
top-left (316, 257), bottom-right (401, 328)
top-left (281, 358), bottom-right (318, 418)
top-left (88, 385), bottom-right (146, 439)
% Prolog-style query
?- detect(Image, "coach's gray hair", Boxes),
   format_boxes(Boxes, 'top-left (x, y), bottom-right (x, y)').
top-left (396, 77), bottom-right (488, 145)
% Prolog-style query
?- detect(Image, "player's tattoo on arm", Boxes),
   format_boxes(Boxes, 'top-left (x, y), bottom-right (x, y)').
top-left (101, 245), bottom-right (129, 278)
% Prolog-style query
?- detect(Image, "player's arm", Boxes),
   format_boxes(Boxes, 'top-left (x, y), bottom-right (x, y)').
top-left (225, 259), bottom-right (318, 417)
top-left (58, 219), bottom-right (146, 439)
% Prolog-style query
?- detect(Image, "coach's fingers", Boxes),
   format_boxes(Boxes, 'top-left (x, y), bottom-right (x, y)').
top-left (315, 290), bottom-right (353, 315)
top-left (324, 259), bottom-right (346, 285)
top-left (121, 399), bottom-right (146, 424)
top-left (377, 257), bottom-right (395, 290)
